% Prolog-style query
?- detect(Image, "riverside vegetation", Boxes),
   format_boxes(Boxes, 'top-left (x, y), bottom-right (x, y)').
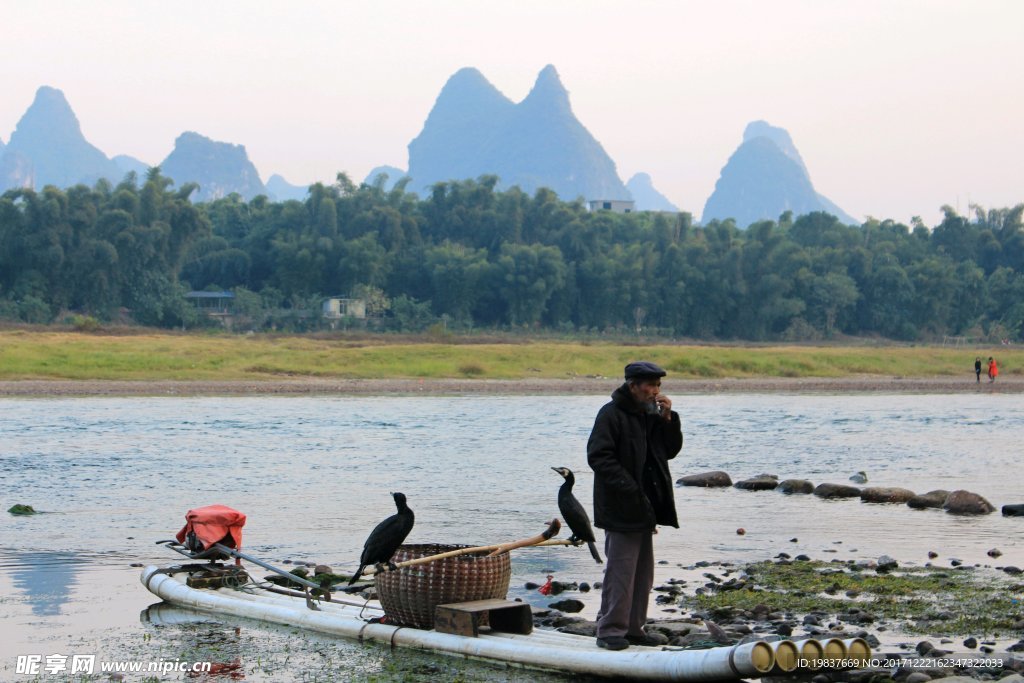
top-left (0, 330), bottom-right (1021, 381)
top-left (1, 170), bottom-right (1023, 343)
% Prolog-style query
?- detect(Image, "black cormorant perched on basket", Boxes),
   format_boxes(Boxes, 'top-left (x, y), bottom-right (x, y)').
top-left (551, 467), bottom-right (602, 564)
top-left (348, 492), bottom-right (415, 585)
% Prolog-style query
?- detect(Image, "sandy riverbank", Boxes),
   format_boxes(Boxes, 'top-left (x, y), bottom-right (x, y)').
top-left (0, 376), bottom-right (1021, 396)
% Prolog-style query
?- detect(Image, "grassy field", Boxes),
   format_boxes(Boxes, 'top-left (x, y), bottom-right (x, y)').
top-left (0, 329), bottom-right (1019, 381)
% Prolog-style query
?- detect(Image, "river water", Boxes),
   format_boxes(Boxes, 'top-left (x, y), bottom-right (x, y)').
top-left (2, 392), bottom-right (1022, 681)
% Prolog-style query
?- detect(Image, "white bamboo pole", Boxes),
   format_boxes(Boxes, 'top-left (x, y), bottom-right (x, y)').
top-left (143, 566), bottom-right (777, 681)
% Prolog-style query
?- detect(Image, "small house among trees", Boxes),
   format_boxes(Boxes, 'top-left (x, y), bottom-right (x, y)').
top-left (587, 199), bottom-right (635, 214)
top-left (185, 290), bottom-right (235, 320)
top-left (322, 297), bottom-right (366, 320)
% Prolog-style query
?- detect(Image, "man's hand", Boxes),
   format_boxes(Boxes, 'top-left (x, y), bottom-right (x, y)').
top-left (655, 395), bottom-right (672, 420)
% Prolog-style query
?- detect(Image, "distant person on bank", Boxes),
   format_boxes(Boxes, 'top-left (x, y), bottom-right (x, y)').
top-left (587, 361), bottom-right (682, 651)
top-left (975, 357), bottom-right (982, 383)
top-left (988, 357), bottom-right (999, 382)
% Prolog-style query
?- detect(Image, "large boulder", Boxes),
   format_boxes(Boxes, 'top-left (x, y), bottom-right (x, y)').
top-left (677, 471), bottom-right (733, 488)
top-left (734, 475), bottom-right (779, 491)
top-left (814, 483), bottom-right (861, 499)
top-left (1002, 504), bottom-right (1024, 517)
top-left (860, 487), bottom-right (916, 504)
top-left (943, 490), bottom-right (995, 515)
top-left (778, 479), bottom-right (815, 494)
top-left (907, 490), bottom-right (950, 509)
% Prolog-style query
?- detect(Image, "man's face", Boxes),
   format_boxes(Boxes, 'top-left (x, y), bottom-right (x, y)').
top-left (629, 378), bottom-right (661, 403)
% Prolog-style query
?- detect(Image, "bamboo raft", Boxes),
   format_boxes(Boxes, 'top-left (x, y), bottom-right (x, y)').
top-left (141, 563), bottom-right (871, 681)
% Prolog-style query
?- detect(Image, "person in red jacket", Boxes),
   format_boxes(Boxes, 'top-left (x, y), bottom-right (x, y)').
top-left (988, 357), bottom-right (999, 382)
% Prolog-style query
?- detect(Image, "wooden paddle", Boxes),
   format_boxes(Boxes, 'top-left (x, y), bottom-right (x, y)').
top-left (486, 518), bottom-right (561, 556)
top-left (360, 518), bottom-right (562, 578)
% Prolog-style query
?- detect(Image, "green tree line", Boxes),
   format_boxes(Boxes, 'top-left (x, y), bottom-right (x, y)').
top-left (1, 169), bottom-right (1022, 341)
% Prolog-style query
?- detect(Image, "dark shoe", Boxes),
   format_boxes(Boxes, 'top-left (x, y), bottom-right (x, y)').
top-left (626, 631), bottom-right (668, 647)
top-left (596, 636), bottom-right (630, 651)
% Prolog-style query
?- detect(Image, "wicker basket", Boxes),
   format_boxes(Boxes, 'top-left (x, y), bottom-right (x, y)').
top-left (375, 543), bottom-right (512, 629)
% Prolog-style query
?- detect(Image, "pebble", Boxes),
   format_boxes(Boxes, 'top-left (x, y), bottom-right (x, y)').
top-left (548, 598), bottom-right (584, 613)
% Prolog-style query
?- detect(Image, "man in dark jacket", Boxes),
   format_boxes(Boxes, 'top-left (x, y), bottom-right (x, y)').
top-left (587, 360), bottom-right (682, 650)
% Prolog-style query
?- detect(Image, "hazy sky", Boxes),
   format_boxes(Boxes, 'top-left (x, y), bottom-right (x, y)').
top-left (1, 0), bottom-right (1021, 225)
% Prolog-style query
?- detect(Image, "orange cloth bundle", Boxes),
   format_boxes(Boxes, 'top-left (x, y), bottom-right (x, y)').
top-left (175, 504), bottom-right (246, 551)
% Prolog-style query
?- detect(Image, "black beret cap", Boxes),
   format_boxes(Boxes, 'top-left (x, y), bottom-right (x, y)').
top-left (624, 360), bottom-right (667, 380)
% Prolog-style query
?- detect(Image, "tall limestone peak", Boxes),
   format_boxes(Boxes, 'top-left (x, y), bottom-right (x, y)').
top-left (431, 67), bottom-right (513, 116)
top-left (3, 85), bottom-right (118, 189)
top-left (14, 86), bottom-right (82, 141)
top-left (627, 172), bottom-right (679, 212)
top-left (407, 65), bottom-right (628, 202)
top-left (408, 67), bottom-right (515, 189)
top-left (743, 120), bottom-right (808, 175)
top-left (520, 64), bottom-right (572, 114)
top-left (159, 131), bottom-right (266, 202)
top-left (702, 122), bottom-right (857, 227)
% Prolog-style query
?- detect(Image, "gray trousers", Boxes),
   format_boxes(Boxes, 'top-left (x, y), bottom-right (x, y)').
top-left (595, 529), bottom-right (654, 639)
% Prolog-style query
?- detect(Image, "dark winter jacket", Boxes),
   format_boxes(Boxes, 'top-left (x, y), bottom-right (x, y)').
top-left (587, 383), bottom-right (683, 532)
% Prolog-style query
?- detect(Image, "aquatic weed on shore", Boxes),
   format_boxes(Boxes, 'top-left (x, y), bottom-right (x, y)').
top-left (686, 559), bottom-right (1024, 637)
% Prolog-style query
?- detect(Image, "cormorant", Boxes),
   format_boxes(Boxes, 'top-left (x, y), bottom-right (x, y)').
top-left (348, 492), bottom-right (415, 585)
top-left (551, 467), bottom-right (602, 564)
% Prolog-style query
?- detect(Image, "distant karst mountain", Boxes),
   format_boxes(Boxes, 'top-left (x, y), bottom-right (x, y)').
top-left (0, 86), bottom-right (120, 191)
top-left (363, 165), bottom-right (407, 191)
top-left (265, 174), bottom-right (308, 202)
top-left (702, 121), bottom-right (857, 227)
top-left (407, 65), bottom-right (630, 202)
top-left (112, 154), bottom-right (150, 183)
top-left (626, 172), bottom-right (679, 212)
top-left (159, 132), bottom-right (266, 202)
top-left (0, 150), bottom-right (32, 190)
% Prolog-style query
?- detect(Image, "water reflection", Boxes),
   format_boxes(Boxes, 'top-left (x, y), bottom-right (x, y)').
top-left (0, 550), bottom-right (84, 615)
top-left (142, 602), bottom-right (219, 626)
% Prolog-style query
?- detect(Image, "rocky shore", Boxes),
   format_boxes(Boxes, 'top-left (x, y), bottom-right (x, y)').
top-left (1, 376), bottom-right (1022, 397)
top-left (525, 554), bottom-right (1024, 683)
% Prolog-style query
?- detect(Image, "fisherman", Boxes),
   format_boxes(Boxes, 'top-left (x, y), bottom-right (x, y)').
top-left (587, 361), bottom-right (682, 650)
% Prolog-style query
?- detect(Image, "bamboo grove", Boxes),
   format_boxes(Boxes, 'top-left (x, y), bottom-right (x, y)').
top-left (1, 169), bottom-right (1022, 341)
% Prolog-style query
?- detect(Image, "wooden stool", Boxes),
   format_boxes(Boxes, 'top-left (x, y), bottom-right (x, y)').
top-left (434, 599), bottom-right (533, 637)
